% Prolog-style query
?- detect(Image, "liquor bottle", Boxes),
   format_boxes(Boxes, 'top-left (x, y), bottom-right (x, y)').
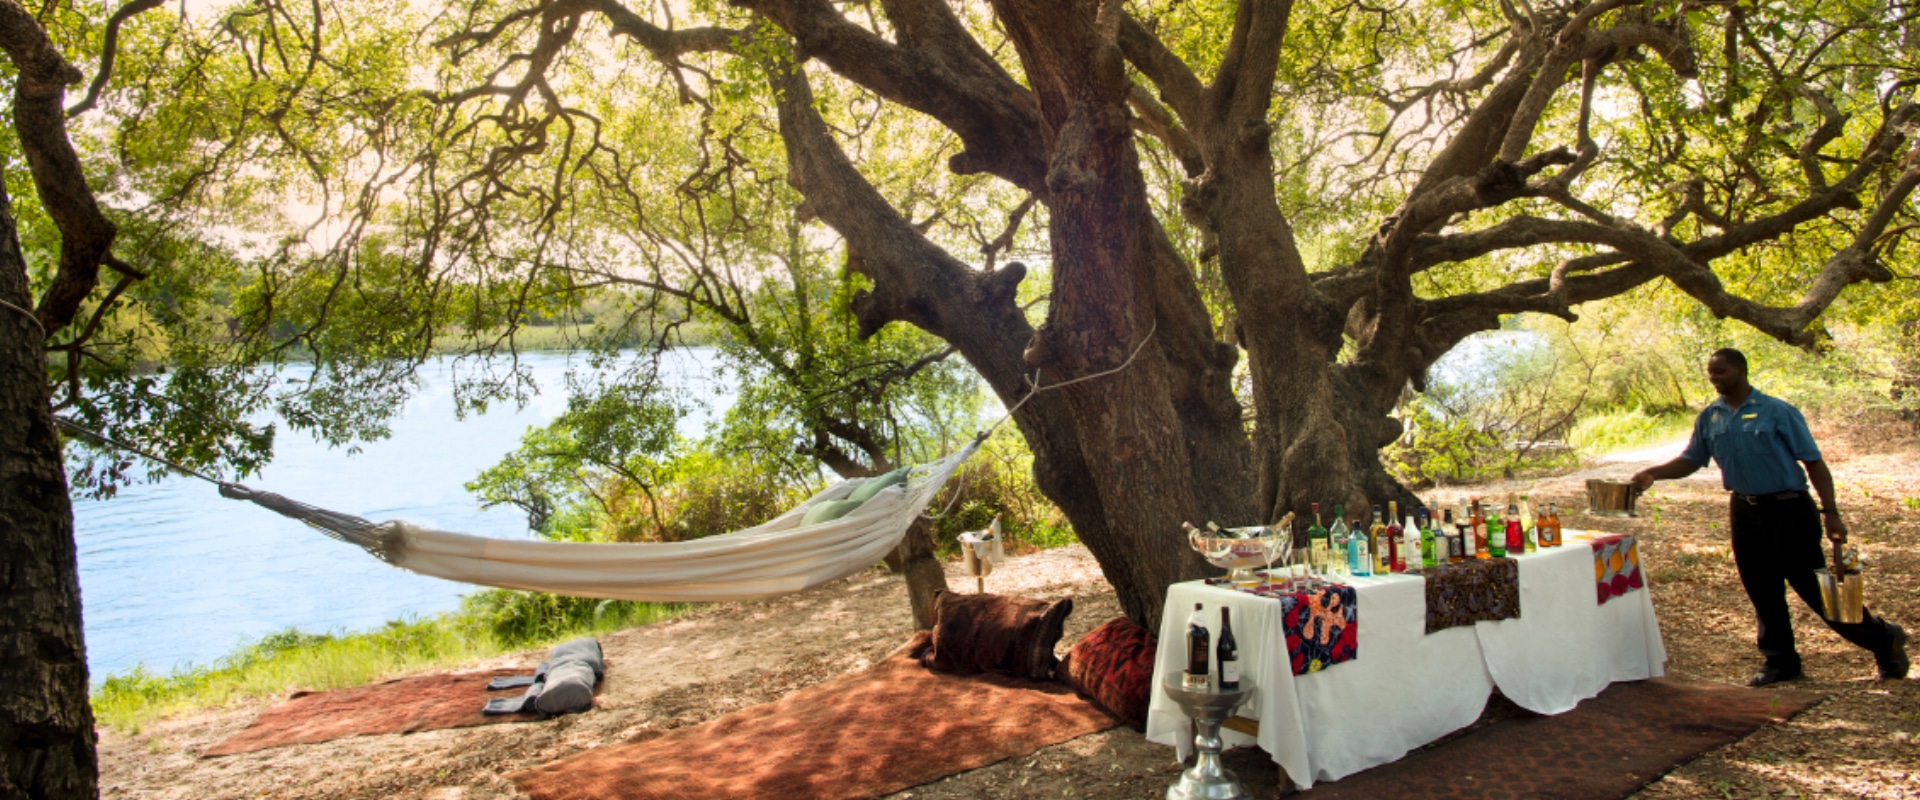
top-left (1185, 603), bottom-right (1210, 690)
top-left (1520, 494), bottom-right (1537, 553)
top-left (1217, 607), bottom-right (1240, 690)
top-left (1371, 505), bottom-right (1391, 575)
top-left (1505, 495), bottom-right (1524, 555)
top-left (1307, 503), bottom-right (1330, 576)
top-left (1350, 512), bottom-right (1373, 577)
top-left (1488, 503), bottom-right (1506, 558)
top-left (1329, 506), bottom-right (1351, 578)
top-left (1544, 502), bottom-right (1562, 547)
top-left (1386, 501), bottom-right (1405, 573)
top-left (1419, 507), bottom-right (1438, 570)
top-left (1470, 498), bottom-right (1490, 560)
top-left (1458, 505), bottom-right (1478, 561)
top-left (1402, 507), bottom-right (1420, 574)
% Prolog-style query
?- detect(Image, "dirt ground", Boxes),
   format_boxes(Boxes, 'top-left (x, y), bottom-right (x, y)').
top-left (96, 419), bottom-right (1920, 800)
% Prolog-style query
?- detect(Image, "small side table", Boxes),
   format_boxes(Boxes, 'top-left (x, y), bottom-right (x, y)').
top-left (1160, 681), bottom-right (1252, 800)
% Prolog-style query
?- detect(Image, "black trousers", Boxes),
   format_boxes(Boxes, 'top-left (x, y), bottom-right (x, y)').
top-left (1729, 492), bottom-right (1897, 670)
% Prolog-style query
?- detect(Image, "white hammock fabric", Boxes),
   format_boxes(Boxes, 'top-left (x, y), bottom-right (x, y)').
top-left (223, 438), bottom-right (981, 603)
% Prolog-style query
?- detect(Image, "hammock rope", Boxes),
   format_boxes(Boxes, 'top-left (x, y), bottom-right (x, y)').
top-left (53, 320), bottom-right (1156, 601)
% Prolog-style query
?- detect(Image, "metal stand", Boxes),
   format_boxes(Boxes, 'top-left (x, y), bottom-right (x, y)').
top-left (1161, 681), bottom-right (1252, 800)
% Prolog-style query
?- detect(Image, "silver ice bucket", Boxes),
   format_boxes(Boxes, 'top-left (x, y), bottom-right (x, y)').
top-left (1586, 479), bottom-right (1639, 518)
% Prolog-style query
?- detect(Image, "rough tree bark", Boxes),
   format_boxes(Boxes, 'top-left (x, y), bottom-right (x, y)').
top-left (0, 179), bottom-right (99, 800)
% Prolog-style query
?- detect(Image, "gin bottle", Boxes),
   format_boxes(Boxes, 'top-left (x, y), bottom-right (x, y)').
top-left (1350, 513), bottom-right (1373, 577)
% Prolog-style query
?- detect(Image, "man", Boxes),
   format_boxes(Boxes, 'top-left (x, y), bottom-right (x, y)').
top-left (1631, 348), bottom-right (1908, 686)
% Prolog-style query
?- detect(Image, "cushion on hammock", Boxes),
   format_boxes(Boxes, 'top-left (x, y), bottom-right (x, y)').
top-left (1058, 616), bottom-right (1157, 731)
top-left (802, 498), bottom-right (866, 525)
top-left (846, 468), bottom-right (910, 503)
top-left (921, 591), bottom-right (1072, 681)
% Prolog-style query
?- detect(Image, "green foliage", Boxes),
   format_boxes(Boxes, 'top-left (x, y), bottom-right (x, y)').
top-left (928, 427), bottom-right (1076, 554)
top-left (1568, 408), bottom-right (1695, 456)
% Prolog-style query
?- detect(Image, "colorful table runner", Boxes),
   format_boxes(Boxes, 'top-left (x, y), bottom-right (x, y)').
top-left (1424, 557), bottom-right (1521, 634)
top-left (1204, 578), bottom-right (1359, 675)
top-left (1590, 534), bottom-right (1645, 604)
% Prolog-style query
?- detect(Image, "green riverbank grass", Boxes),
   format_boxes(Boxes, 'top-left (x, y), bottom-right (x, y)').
top-left (93, 595), bottom-right (692, 734)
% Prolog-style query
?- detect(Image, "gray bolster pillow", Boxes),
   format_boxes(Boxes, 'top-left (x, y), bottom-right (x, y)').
top-left (546, 637), bottom-right (605, 680)
top-left (533, 660), bottom-right (598, 716)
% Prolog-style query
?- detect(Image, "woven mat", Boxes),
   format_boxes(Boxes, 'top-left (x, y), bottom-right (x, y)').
top-left (509, 634), bottom-right (1119, 800)
top-left (1303, 677), bottom-right (1825, 799)
top-left (203, 668), bottom-right (542, 757)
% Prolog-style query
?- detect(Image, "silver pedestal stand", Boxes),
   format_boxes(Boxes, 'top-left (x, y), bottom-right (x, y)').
top-left (1161, 681), bottom-right (1252, 800)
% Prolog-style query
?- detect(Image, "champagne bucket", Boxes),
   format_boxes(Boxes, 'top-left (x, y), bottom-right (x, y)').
top-left (1586, 479), bottom-right (1639, 518)
top-left (958, 516), bottom-right (1004, 593)
top-left (1818, 543), bottom-right (1866, 624)
top-left (1186, 516), bottom-right (1292, 587)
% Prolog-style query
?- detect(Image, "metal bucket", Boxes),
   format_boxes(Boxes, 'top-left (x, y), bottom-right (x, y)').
top-left (1818, 544), bottom-right (1866, 624)
top-left (1586, 479), bottom-right (1639, 518)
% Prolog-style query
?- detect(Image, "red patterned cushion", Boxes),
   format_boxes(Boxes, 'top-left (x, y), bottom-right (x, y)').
top-left (1058, 617), bottom-right (1157, 731)
top-left (921, 591), bottom-right (1073, 681)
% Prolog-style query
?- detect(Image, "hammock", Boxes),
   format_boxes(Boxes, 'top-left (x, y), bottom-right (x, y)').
top-left (212, 438), bottom-right (982, 603)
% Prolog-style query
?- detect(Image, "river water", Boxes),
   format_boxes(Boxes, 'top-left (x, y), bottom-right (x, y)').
top-left (72, 348), bottom-right (729, 678)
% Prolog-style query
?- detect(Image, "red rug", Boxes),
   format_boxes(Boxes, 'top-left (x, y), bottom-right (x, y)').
top-left (204, 668), bottom-right (542, 756)
top-left (1304, 677), bottom-right (1824, 799)
top-left (509, 635), bottom-right (1120, 800)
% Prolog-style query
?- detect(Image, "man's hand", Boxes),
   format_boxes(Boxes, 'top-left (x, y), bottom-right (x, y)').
top-left (1630, 470), bottom-right (1656, 492)
top-left (1823, 510), bottom-right (1848, 544)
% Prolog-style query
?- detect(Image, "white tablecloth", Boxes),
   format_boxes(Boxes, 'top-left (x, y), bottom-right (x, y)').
top-left (1145, 531), bottom-right (1665, 789)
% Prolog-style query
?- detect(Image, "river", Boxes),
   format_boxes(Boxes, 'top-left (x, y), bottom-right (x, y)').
top-left (72, 348), bottom-right (729, 678)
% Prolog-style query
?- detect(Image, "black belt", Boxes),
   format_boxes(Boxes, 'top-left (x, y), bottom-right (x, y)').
top-left (1733, 490), bottom-right (1807, 505)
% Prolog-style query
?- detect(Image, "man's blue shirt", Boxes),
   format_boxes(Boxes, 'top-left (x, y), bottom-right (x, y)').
top-left (1681, 389), bottom-right (1822, 495)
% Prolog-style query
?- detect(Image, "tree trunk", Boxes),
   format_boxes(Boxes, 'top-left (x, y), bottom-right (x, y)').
top-left (890, 517), bottom-right (946, 630)
top-left (0, 181), bottom-right (99, 798)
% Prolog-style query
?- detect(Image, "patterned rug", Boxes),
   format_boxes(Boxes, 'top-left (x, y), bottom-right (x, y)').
top-left (203, 668), bottom-right (544, 756)
top-left (1302, 677), bottom-right (1825, 799)
top-left (509, 633), bottom-right (1119, 800)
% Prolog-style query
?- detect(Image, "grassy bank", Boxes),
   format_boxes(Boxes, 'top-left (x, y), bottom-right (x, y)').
top-left (92, 593), bottom-right (694, 734)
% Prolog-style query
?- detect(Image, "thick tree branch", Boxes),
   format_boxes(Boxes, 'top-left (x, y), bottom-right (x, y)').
top-left (0, 0), bottom-right (118, 336)
top-left (65, 0), bottom-right (165, 118)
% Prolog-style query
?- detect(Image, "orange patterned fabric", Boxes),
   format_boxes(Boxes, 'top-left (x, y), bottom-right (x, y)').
top-left (1591, 534), bottom-right (1645, 604)
top-left (203, 668), bottom-right (543, 756)
top-left (1058, 617), bottom-right (1158, 730)
top-left (509, 633), bottom-right (1119, 800)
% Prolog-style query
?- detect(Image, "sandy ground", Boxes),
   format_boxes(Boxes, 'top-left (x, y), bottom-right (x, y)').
top-left (97, 420), bottom-right (1920, 799)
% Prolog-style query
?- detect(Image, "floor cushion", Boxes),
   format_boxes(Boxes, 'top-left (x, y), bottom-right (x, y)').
top-left (921, 591), bottom-right (1073, 681)
top-left (1058, 616), bottom-right (1158, 731)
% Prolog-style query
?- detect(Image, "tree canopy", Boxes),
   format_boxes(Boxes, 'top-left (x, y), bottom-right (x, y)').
top-left (7, 0), bottom-right (1919, 622)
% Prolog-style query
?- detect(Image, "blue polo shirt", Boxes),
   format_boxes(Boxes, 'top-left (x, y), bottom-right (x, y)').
top-left (1681, 390), bottom-right (1822, 495)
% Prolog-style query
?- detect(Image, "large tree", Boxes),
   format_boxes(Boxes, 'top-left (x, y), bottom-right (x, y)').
top-left (389, 0), bottom-right (1915, 624)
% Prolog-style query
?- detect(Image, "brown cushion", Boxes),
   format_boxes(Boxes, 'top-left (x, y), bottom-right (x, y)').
top-left (1058, 616), bottom-right (1158, 731)
top-left (921, 591), bottom-right (1072, 680)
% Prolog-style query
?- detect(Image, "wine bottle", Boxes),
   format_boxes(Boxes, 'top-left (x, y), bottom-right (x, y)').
top-left (1217, 607), bottom-right (1240, 690)
top-left (1330, 506), bottom-right (1351, 577)
top-left (1308, 503), bottom-right (1330, 576)
top-left (1457, 505), bottom-right (1477, 561)
top-left (1185, 603), bottom-right (1210, 690)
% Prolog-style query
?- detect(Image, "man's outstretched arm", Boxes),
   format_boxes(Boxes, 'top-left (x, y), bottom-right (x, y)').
top-left (1631, 458), bottom-right (1701, 491)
